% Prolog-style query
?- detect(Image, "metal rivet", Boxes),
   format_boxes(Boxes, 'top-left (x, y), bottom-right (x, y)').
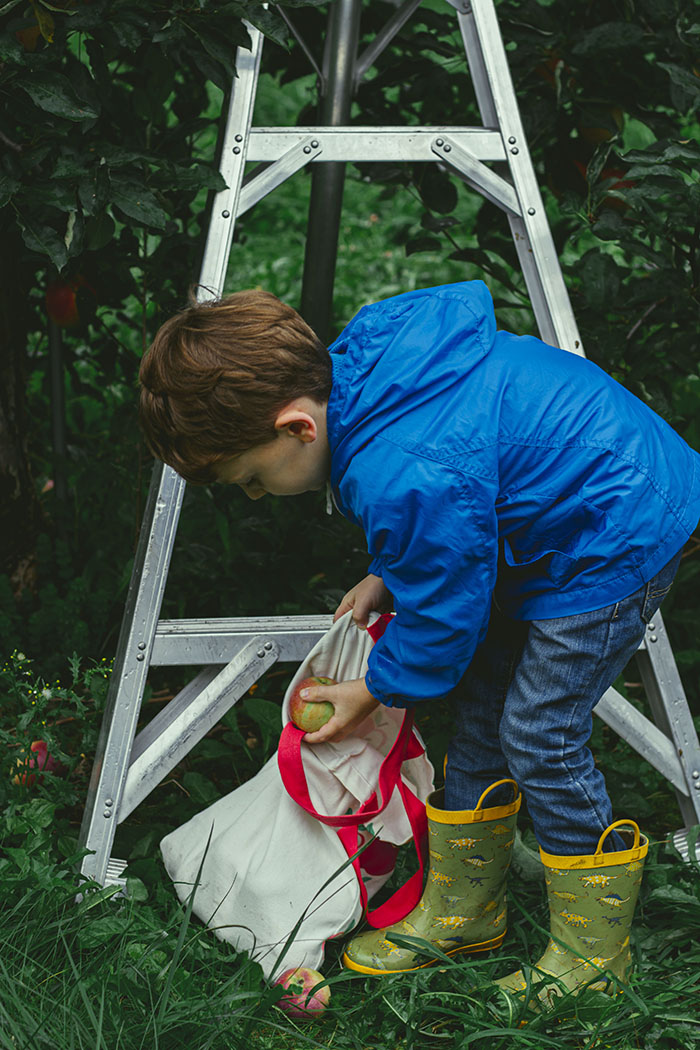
top-left (233, 146), bottom-right (241, 155)
top-left (222, 210), bottom-right (230, 218)
top-left (136, 653), bottom-right (145, 661)
top-left (303, 145), bottom-right (311, 154)
top-left (695, 782), bottom-right (700, 791)
top-left (138, 642), bottom-right (146, 651)
top-left (692, 771), bottom-right (700, 779)
top-left (649, 635), bottom-right (657, 643)
top-left (436, 138), bottom-right (444, 147)
top-left (527, 207), bottom-right (536, 215)
top-left (511, 147), bottom-right (519, 155)
top-left (105, 798), bottom-right (113, 807)
top-left (257, 649), bottom-right (265, 658)
top-left (264, 641), bottom-right (273, 650)
top-left (235, 134), bottom-right (243, 142)
top-left (103, 810), bottom-right (111, 818)
top-left (648, 623), bottom-right (655, 631)
top-left (443, 144), bottom-right (451, 153)
top-left (311, 140), bottom-right (319, 148)
top-left (508, 136), bottom-right (516, 144)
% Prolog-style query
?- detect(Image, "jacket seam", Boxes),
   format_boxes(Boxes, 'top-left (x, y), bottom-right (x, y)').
top-left (496, 437), bottom-right (691, 527)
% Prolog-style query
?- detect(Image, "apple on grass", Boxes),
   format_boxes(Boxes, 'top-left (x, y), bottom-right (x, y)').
top-left (288, 676), bottom-right (336, 733)
top-left (13, 740), bottom-right (67, 787)
top-left (274, 966), bottom-right (331, 1018)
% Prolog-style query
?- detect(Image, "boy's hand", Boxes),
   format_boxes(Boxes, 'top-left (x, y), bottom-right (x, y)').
top-left (333, 573), bottom-right (393, 628)
top-left (300, 678), bottom-right (380, 744)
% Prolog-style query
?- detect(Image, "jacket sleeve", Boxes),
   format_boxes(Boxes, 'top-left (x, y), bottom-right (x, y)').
top-left (341, 436), bottom-right (499, 706)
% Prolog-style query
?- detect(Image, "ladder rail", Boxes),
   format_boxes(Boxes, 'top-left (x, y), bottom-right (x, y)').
top-left (457, 1), bottom-right (583, 355)
top-left (78, 26), bottom-right (268, 886)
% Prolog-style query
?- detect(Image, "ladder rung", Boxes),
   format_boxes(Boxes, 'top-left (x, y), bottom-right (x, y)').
top-left (246, 127), bottom-right (506, 162)
top-left (152, 615), bottom-right (332, 665)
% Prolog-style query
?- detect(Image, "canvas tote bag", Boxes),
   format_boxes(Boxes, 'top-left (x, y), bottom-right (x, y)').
top-left (160, 611), bottom-right (435, 978)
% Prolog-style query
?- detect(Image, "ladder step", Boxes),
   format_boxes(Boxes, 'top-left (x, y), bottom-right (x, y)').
top-left (152, 615), bottom-right (332, 665)
top-left (246, 126), bottom-right (506, 162)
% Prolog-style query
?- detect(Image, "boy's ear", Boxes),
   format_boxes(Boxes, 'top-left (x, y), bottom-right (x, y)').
top-left (274, 404), bottom-right (318, 442)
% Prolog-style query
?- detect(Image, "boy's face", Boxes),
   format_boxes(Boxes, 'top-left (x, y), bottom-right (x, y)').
top-left (214, 399), bottom-right (330, 500)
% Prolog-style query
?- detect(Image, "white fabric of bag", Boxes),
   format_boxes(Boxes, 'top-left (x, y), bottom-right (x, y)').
top-left (160, 611), bottom-right (434, 978)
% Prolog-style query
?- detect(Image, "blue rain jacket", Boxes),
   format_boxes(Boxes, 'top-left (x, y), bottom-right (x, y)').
top-left (326, 282), bottom-right (700, 708)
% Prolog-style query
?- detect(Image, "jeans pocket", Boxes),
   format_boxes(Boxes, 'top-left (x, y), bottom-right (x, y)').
top-left (640, 550), bottom-right (682, 623)
top-left (641, 582), bottom-right (672, 623)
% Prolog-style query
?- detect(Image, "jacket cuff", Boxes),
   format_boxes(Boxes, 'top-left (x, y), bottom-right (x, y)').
top-left (365, 671), bottom-right (413, 708)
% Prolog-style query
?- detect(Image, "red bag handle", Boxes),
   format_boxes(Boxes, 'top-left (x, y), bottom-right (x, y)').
top-left (277, 614), bottom-right (428, 927)
top-left (277, 710), bottom-right (424, 826)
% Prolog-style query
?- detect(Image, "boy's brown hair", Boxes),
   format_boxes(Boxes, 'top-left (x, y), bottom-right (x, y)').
top-left (139, 289), bottom-right (331, 484)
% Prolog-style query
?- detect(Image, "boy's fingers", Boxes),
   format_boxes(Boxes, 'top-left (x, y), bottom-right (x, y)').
top-left (333, 599), bottom-right (353, 622)
top-left (304, 714), bottom-right (345, 745)
top-left (299, 685), bottom-right (332, 703)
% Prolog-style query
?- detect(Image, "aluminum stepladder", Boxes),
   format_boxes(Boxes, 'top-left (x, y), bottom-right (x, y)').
top-left (78, 0), bottom-right (700, 891)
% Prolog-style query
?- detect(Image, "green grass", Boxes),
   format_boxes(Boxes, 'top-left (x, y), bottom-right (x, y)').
top-left (0, 804), bottom-right (698, 1050)
top-left (1, 655), bottom-right (699, 1050)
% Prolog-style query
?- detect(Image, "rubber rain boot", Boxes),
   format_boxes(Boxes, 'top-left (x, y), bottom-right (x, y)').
top-left (496, 820), bottom-right (648, 1009)
top-left (343, 778), bottom-right (521, 975)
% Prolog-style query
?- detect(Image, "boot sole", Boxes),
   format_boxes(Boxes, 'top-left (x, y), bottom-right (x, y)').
top-left (342, 932), bottom-right (506, 975)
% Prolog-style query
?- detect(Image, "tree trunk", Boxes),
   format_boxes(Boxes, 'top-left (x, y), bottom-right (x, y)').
top-left (0, 231), bottom-right (42, 593)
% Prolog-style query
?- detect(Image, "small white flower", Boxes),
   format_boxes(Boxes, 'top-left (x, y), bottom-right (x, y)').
top-left (42, 688), bottom-right (53, 700)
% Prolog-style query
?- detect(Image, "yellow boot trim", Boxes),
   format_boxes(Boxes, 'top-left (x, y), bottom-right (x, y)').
top-left (342, 932), bottom-right (506, 975)
top-left (539, 820), bottom-right (649, 870)
top-left (427, 778), bottom-right (521, 824)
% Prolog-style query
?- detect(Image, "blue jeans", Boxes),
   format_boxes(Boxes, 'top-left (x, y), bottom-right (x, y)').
top-left (445, 552), bottom-right (682, 855)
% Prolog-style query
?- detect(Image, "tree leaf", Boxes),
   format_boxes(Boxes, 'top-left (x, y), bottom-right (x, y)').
top-left (245, 6), bottom-right (289, 49)
top-left (162, 163), bottom-right (227, 193)
top-left (580, 250), bottom-right (621, 310)
top-left (18, 216), bottom-right (68, 270)
top-left (0, 174), bottom-right (20, 208)
top-left (658, 62), bottom-right (700, 102)
top-left (181, 771), bottom-right (219, 805)
top-left (421, 212), bottom-right (460, 232)
top-left (572, 22), bottom-right (646, 55)
top-left (19, 72), bottom-right (99, 121)
top-left (35, 4), bottom-right (55, 42)
top-left (415, 166), bottom-right (458, 215)
top-left (0, 31), bottom-right (22, 59)
top-left (111, 179), bottom-right (168, 228)
top-left (85, 212), bottom-right (115, 251)
top-left (405, 236), bottom-right (442, 255)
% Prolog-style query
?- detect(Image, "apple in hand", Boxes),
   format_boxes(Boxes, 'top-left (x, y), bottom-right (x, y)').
top-left (274, 966), bottom-right (331, 1018)
top-left (13, 740), bottom-right (67, 787)
top-left (288, 676), bottom-right (335, 732)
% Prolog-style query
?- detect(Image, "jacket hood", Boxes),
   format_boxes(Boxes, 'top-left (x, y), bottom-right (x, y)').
top-left (327, 282), bottom-right (497, 483)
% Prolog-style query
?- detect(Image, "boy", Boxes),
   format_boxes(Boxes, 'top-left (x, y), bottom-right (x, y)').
top-left (140, 281), bottom-right (700, 999)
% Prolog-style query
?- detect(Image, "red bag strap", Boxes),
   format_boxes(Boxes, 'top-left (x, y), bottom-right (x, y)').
top-left (336, 776), bottom-right (428, 928)
top-left (277, 710), bottom-right (423, 826)
top-left (366, 612), bottom-right (393, 643)
top-left (277, 610), bottom-right (428, 925)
